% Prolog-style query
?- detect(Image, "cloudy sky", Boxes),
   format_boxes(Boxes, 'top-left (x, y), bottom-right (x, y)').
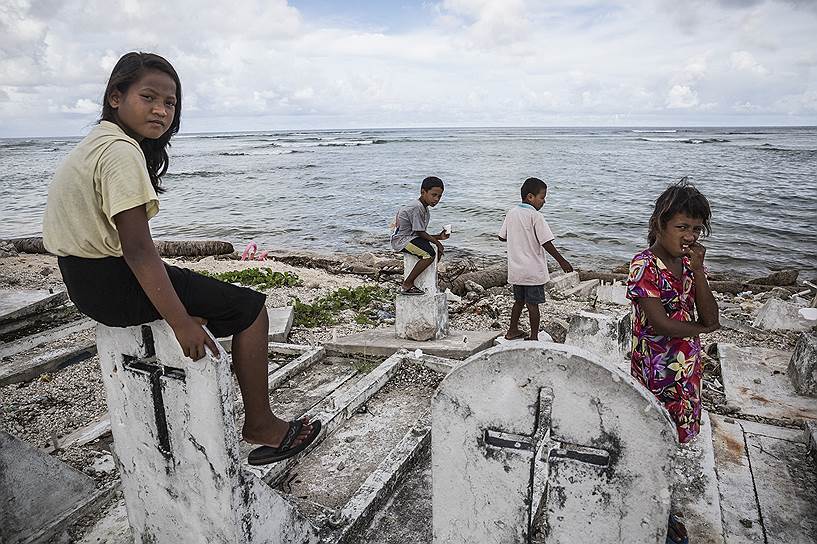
top-left (2, 0), bottom-right (816, 136)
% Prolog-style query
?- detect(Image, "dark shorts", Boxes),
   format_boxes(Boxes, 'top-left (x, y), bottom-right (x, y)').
top-left (512, 284), bottom-right (546, 305)
top-left (57, 256), bottom-right (266, 338)
top-left (402, 237), bottom-right (435, 260)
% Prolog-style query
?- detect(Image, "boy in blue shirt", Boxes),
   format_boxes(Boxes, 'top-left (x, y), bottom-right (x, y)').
top-left (391, 176), bottom-right (450, 295)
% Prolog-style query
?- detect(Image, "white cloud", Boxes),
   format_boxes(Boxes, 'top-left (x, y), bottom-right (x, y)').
top-left (60, 98), bottom-right (100, 114)
top-left (730, 51), bottom-right (768, 75)
top-left (666, 85), bottom-right (699, 108)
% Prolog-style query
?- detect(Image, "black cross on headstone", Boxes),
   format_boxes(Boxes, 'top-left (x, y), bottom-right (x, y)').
top-left (121, 325), bottom-right (186, 458)
top-left (483, 387), bottom-right (612, 542)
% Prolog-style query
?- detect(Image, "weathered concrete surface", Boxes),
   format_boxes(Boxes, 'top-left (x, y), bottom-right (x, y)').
top-left (0, 337), bottom-right (96, 386)
top-left (432, 342), bottom-right (678, 544)
top-left (710, 415), bottom-right (817, 544)
top-left (805, 419), bottom-right (817, 465)
top-left (671, 413), bottom-right (725, 544)
top-left (494, 331), bottom-right (553, 345)
top-left (788, 332), bottom-right (817, 396)
top-left (564, 310), bottom-right (631, 370)
top-left (77, 498), bottom-right (131, 544)
top-left (357, 451), bottom-right (433, 544)
top-left (558, 278), bottom-right (599, 300)
top-left (545, 271), bottom-right (579, 291)
top-left (0, 431), bottom-right (102, 544)
top-left (96, 320), bottom-right (320, 544)
top-left (219, 306), bottom-right (294, 350)
top-left (596, 283), bottom-right (629, 305)
top-left (0, 317), bottom-right (94, 358)
top-left (753, 298), bottom-right (815, 331)
top-left (0, 289), bottom-right (67, 323)
top-left (395, 292), bottom-right (448, 341)
top-left (718, 343), bottom-right (817, 422)
top-left (268, 306), bottom-right (294, 342)
top-left (403, 254), bottom-right (438, 294)
top-left (325, 328), bottom-right (500, 359)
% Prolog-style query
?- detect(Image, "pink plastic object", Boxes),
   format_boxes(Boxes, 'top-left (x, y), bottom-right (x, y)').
top-left (241, 242), bottom-right (257, 261)
top-left (255, 251), bottom-right (269, 261)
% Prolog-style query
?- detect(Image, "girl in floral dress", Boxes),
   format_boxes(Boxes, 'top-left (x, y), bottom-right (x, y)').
top-left (626, 179), bottom-right (720, 543)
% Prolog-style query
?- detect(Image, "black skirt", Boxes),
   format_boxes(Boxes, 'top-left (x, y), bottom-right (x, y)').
top-left (57, 256), bottom-right (266, 338)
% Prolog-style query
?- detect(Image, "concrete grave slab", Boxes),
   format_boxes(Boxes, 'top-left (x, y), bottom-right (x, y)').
top-left (0, 317), bottom-right (94, 359)
top-left (0, 335), bottom-right (96, 387)
top-left (596, 283), bottom-right (629, 305)
top-left (788, 331), bottom-right (817, 396)
top-left (325, 328), bottom-right (500, 359)
top-left (395, 292), bottom-right (448, 341)
top-left (0, 431), bottom-right (112, 544)
top-left (670, 413), bottom-right (725, 544)
top-left (564, 310), bottom-right (631, 371)
top-left (218, 306), bottom-right (294, 351)
top-left (753, 298), bottom-right (814, 332)
top-left (557, 278), bottom-right (599, 300)
top-left (95, 320), bottom-right (320, 544)
top-left (545, 271), bottom-right (579, 292)
top-left (357, 450), bottom-right (433, 544)
top-left (432, 342), bottom-right (678, 544)
top-left (718, 343), bottom-right (817, 422)
top-left (0, 289), bottom-right (68, 324)
top-left (710, 415), bottom-right (817, 544)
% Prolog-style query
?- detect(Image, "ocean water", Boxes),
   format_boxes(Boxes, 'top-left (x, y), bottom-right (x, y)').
top-left (1, 126), bottom-right (815, 278)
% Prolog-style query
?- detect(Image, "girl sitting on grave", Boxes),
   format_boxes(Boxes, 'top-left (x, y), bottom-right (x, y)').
top-left (626, 178), bottom-right (720, 544)
top-left (42, 52), bottom-right (319, 466)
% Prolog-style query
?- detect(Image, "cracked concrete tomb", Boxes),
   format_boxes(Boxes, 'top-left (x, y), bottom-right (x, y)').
top-left (564, 310), bottom-right (631, 371)
top-left (95, 320), bottom-right (318, 544)
top-left (432, 342), bottom-right (678, 544)
top-left (395, 254), bottom-right (448, 341)
top-left (788, 331), bottom-right (817, 397)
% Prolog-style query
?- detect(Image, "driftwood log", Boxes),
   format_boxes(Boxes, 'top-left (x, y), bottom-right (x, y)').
top-left (5, 237), bottom-right (234, 258)
top-left (451, 264), bottom-right (509, 295)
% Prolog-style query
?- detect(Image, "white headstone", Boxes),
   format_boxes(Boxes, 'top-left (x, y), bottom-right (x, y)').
top-left (95, 320), bottom-right (318, 544)
top-left (396, 254), bottom-right (448, 341)
top-left (403, 253), bottom-right (438, 294)
top-left (432, 342), bottom-right (677, 543)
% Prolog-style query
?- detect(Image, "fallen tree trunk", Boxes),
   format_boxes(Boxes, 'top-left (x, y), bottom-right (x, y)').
top-left (5, 237), bottom-right (234, 257)
top-left (153, 240), bottom-right (234, 257)
top-left (451, 264), bottom-right (508, 295)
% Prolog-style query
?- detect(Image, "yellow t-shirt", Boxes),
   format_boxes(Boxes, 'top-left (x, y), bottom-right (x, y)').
top-left (43, 121), bottom-right (160, 258)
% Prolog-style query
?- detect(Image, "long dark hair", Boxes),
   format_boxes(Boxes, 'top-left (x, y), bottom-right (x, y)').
top-left (100, 52), bottom-right (181, 194)
top-left (647, 178), bottom-right (712, 245)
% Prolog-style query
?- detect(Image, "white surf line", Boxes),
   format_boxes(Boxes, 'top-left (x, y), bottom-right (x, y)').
top-left (255, 351), bottom-right (405, 485)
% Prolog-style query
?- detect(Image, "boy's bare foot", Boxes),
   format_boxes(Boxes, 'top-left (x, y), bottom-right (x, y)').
top-left (504, 330), bottom-right (526, 340)
top-left (243, 417), bottom-right (315, 448)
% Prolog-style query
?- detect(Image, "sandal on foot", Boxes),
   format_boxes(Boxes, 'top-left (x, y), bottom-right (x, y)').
top-left (247, 419), bottom-right (322, 466)
top-left (400, 285), bottom-right (424, 296)
top-left (666, 513), bottom-right (689, 544)
top-left (504, 331), bottom-right (527, 341)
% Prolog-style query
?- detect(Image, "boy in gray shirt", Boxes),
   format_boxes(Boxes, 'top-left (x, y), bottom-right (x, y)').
top-left (391, 176), bottom-right (449, 294)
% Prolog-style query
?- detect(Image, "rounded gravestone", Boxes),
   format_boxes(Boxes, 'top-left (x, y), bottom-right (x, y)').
top-left (432, 342), bottom-right (677, 544)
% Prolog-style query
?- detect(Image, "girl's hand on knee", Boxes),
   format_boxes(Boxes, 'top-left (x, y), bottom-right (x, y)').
top-left (172, 315), bottom-right (219, 361)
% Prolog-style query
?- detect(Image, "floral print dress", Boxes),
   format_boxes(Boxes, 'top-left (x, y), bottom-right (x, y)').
top-left (626, 248), bottom-right (702, 443)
